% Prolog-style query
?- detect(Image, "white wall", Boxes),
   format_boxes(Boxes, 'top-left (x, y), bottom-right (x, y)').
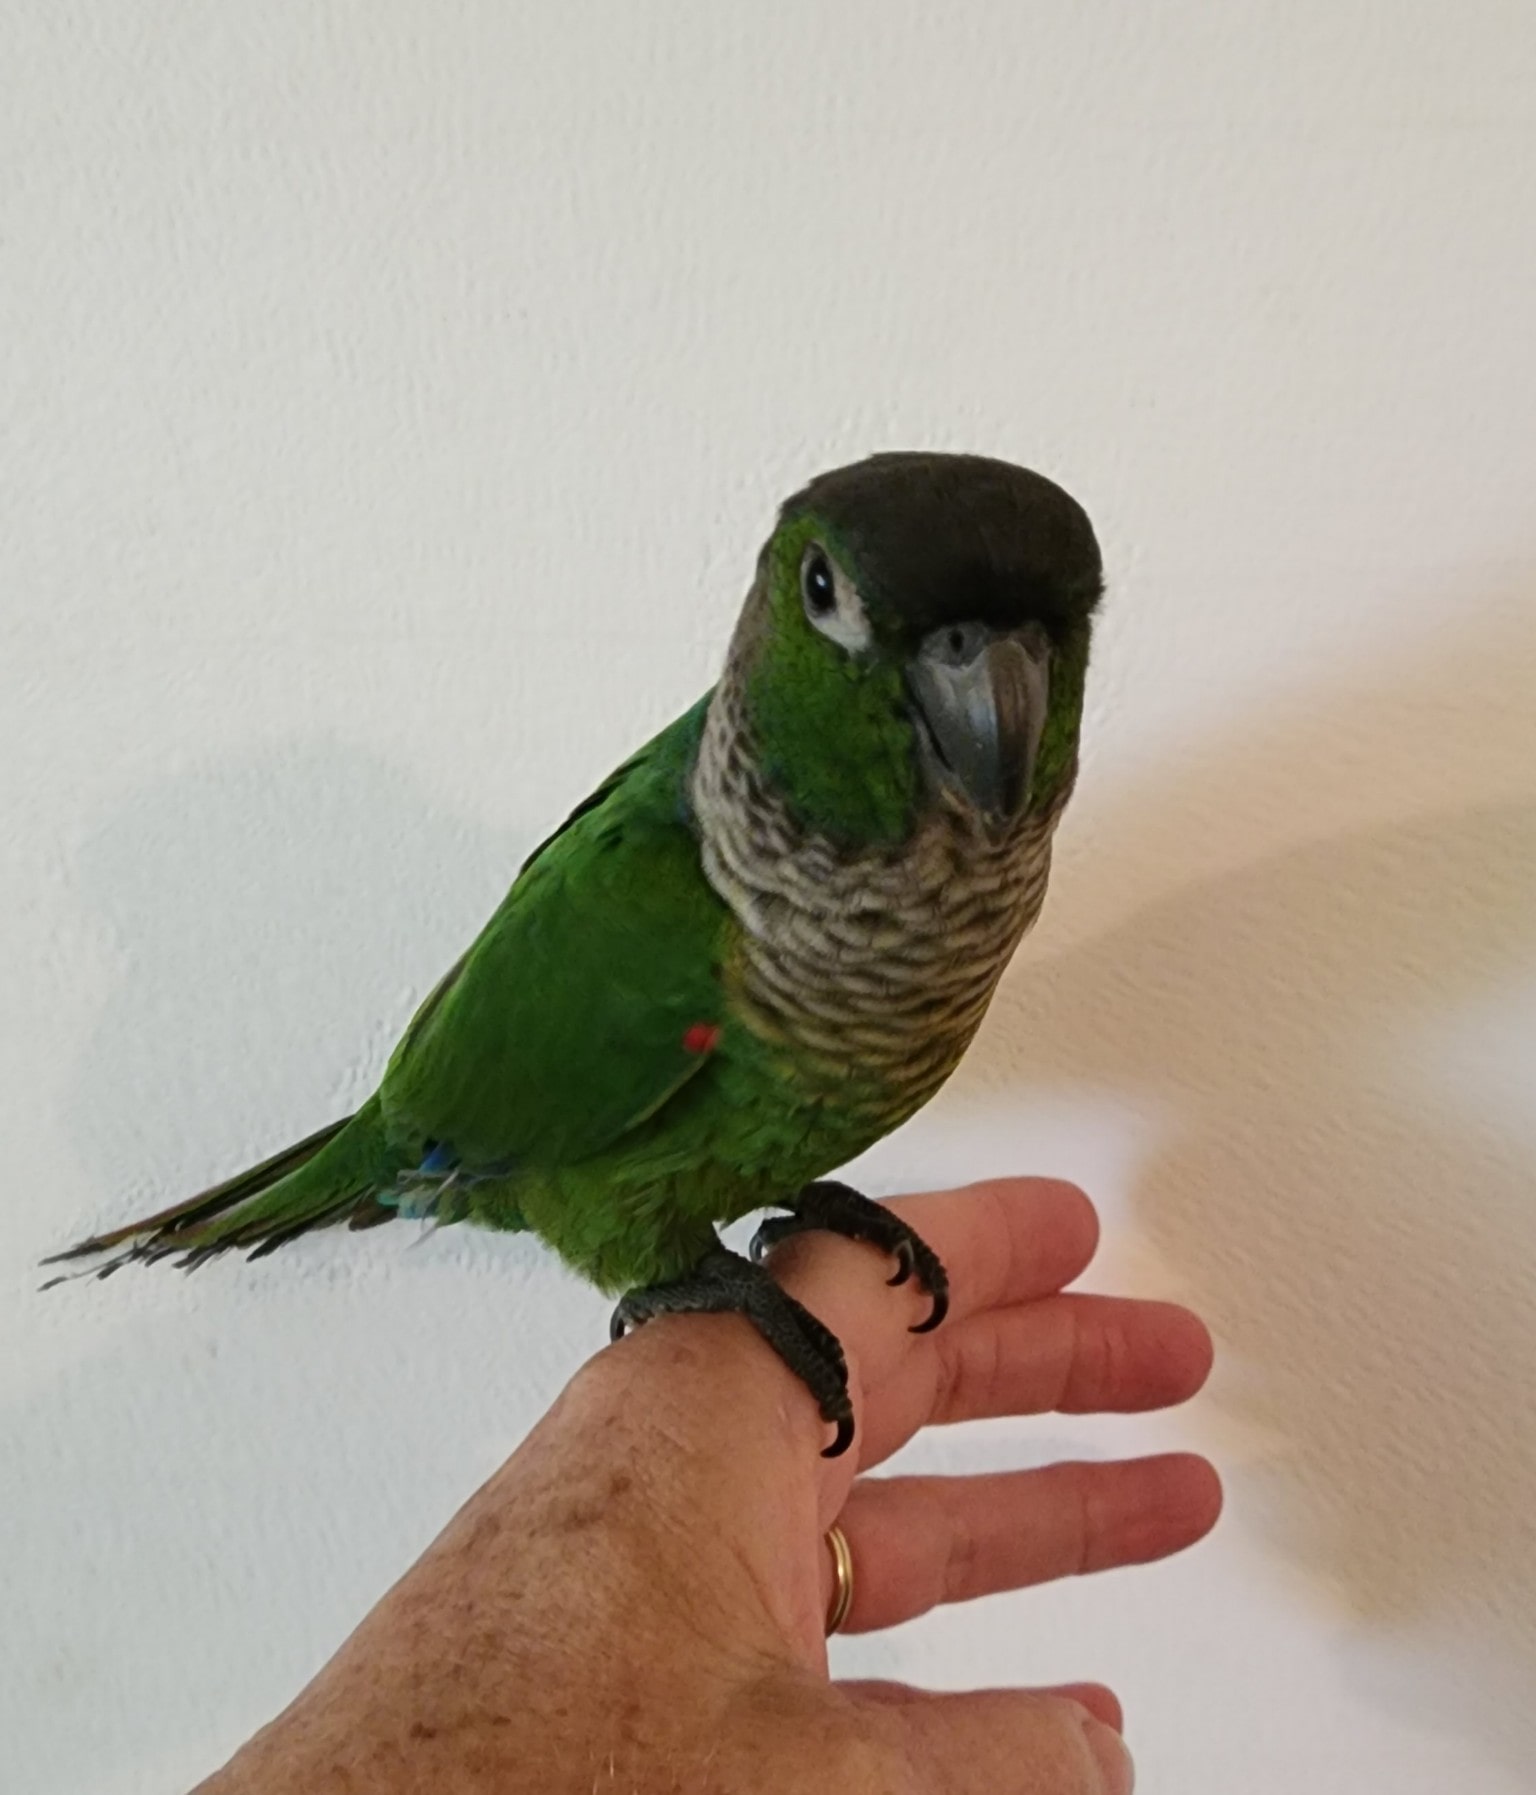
top-left (5, 4), bottom-right (1535, 1790)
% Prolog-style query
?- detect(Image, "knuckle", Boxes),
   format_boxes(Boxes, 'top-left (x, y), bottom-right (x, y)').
top-left (1074, 1474), bottom-right (1108, 1577)
top-left (941, 1494), bottom-right (982, 1605)
top-left (935, 1319), bottom-right (1001, 1422)
top-left (1066, 1304), bottom-right (1126, 1410)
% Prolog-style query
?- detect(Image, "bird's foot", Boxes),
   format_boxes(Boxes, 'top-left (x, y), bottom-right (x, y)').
top-left (610, 1245), bottom-right (855, 1457)
top-left (750, 1180), bottom-right (949, 1333)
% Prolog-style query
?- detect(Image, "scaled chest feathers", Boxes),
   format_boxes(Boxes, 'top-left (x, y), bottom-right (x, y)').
top-left (690, 672), bottom-right (1070, 1116)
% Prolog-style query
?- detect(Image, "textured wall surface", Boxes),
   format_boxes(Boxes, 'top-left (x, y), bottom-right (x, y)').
top-left (5, 4), bottom-right (1536, 1790)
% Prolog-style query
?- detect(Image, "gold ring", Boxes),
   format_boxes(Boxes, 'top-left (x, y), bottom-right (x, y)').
top-left (824, 1522), bottom-right (854, 1636)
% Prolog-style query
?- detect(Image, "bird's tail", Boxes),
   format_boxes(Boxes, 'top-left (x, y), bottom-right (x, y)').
top-left (42, 1095), bottom-right (403, 1282)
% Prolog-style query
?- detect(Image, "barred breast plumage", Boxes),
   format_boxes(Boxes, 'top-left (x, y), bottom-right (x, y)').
top-left (691, 661), bottom-right (1073, 1127)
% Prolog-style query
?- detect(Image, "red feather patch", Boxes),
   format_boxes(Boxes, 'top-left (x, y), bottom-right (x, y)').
top-left (681, 1023), bottom-right (721, 1055)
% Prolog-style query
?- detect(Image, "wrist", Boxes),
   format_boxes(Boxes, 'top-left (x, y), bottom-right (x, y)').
top-left (196, 1317), bottom-right (822, 1794)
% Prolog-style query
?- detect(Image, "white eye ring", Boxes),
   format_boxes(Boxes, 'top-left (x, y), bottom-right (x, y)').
top-left (799, 544), bottom-right (873, 655)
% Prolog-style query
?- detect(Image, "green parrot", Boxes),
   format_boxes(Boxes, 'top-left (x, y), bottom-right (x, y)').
top-left (47, 452), bottom-right (1103, 1455)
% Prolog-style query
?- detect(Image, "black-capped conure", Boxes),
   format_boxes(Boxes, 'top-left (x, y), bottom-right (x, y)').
top-left (48, 452), bottom-right (1104, 1456)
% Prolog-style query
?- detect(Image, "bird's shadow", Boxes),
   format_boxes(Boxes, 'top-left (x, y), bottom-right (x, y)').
top-left (8, 742), bottom-right (602, 1794)
top-left (60, 741), bottom-right (529, 1211)
top-left (967, 582), bottom-right (1536, 1774)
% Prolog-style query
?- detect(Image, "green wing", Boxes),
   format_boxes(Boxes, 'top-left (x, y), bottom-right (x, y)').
top-left (379, 696), bottom-right (729, 1170)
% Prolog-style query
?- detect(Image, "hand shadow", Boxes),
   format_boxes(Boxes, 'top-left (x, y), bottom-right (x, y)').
top-left (974, 584), bottom-right (1536, 1773)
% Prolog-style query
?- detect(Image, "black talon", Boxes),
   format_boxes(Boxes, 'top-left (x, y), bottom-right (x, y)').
top-left (609, 1240), bottom-right (856, 1457)
top-left (748, 1222), bottom-right (782, 1265)
top-left (910, 1282), bottom-right (949, 1334)
top-left (749, 1180), bottom-right (950, 1332)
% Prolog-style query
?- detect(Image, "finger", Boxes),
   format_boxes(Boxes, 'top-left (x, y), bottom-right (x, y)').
top-left (850, 1685), bottom-right (1134, 1795)
top-left (832, 1454), bottom-right (1222, 1631)
top-left (856, 1295), bottom-right (1214, 1468)
top-left (1038, 1685), bottom-right (1123, 1734)
top-left (881, 1179), bottom-right (1102, 1322)
top-left (770, 1179), bottom-right (1101, 1392)
top-left (846, 1679), bottom-right (1121, 1733)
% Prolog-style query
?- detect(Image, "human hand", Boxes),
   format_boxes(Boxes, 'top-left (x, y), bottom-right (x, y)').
top-left (196, 1179), bottom-right (1219, 1794)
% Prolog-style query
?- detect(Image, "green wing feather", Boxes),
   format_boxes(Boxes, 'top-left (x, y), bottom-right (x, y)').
top-left (48, 696), bottom-right (732, 1273)
top-left (379, 694), bottom-right (729, 1169)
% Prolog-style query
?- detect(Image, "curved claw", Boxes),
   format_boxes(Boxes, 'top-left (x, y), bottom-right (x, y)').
top-left (886, 1238), bottom-right (915, 1287)
top-left (609, 1308), bottom-right (630, 1343)
top-left (909, 1285), bottom-right (950, 1334)
top-left (821, 1411), bottom-right (856, 1458)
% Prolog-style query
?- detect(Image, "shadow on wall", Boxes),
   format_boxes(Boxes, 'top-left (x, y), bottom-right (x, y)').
top-left (9, 746), bottom-right (573, 1795)
top-left (59, 742), bottom-right (528, 1224)
top-left (981, 585), bottom-right (1536, 1776)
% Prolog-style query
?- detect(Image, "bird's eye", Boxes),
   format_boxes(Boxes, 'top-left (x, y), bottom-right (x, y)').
top-left (800, 547), bottom-right (836, 618)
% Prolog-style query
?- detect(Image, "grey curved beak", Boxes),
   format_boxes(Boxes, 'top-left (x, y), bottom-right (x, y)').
top-left (907, 625), bottom-right (1051, 822)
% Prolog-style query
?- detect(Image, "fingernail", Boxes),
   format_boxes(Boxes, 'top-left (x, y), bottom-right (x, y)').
top-left (1084, 1718), bottom-right (1134, 1795)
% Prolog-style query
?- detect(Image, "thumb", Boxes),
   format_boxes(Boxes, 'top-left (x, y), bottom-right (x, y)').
top-left (850, 1683), bottom-right (1134, 1795)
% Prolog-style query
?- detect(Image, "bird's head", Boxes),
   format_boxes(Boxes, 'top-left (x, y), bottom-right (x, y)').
top-left (732, 451), bottom-right (1103, 846)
